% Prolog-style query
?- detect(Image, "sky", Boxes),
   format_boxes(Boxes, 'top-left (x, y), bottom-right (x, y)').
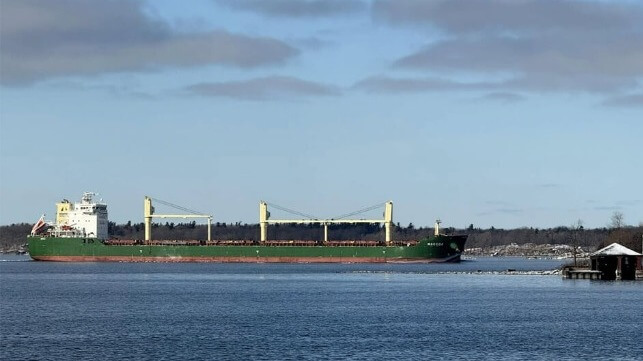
top-left (1, 0), bottom-right (642, 229)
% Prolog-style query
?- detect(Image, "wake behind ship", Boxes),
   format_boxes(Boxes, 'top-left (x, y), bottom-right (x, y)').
top-left (27, 193), bottom-right (467, 263)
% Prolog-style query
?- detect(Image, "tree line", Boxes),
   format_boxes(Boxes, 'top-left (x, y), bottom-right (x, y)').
top-left (1, 221), bottom-right (641, 253)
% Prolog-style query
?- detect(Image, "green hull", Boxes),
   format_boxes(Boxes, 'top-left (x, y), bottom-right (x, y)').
top-left (27, 235), bottom-right (467, 263)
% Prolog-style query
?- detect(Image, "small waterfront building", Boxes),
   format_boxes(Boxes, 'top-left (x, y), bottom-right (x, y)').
top-left (590, 243), bottom-right (642, 280)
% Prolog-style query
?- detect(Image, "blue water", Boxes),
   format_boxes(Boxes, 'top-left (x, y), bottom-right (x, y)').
top-left (1, 256), bottom-right (641, 360)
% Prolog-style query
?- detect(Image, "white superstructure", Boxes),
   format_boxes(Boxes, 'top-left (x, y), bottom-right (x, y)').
top-left (50, 192), bottom-right (109, 239)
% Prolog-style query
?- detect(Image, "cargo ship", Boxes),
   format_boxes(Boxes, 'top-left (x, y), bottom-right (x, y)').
top-left (27, 193), bottom-right (467, 263)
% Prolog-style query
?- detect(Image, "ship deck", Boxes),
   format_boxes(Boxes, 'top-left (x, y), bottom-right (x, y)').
top-left (103, 239), bottom-right (420, 247)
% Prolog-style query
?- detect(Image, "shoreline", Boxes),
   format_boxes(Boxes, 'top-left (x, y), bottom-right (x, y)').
top-left (465, 243), bottom-right (590, 259)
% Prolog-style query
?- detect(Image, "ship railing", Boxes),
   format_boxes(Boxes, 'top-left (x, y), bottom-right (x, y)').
top-left (104, 239), bottom-right (141, 246)
top-left (261, 240), bottom-right (318, 247)
top-left (105, 239), bottom-right (203, 246)
top-left (49, 229), bottom-right (86, 238)
top-left (142, 240), bottom-right (202, 246)
top-left (326, 240), bottom-right (380, 247)
top-left (392, 240), bottom-right (419, 247)
top-left (105, 239), bottom-right (258, 246)
top-left (102, 239), bottom-right (418, 247)
top-left (207, 240), bottom-right (255, 246)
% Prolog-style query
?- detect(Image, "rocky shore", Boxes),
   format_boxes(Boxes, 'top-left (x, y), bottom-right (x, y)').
top-left (465, 243), bottom-right (590, 259)
top-left (0, 244), bottom-right (28, 254)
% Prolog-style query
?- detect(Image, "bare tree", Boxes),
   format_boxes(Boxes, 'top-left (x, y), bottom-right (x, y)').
top-left (571, 219), bottom-right (584, 266)
top-left (610, 211), bottom-right (625, 229)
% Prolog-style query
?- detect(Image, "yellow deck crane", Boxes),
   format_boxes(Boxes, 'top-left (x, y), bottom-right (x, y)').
top-left (259, 201), bottom-right (394, 245)
top-left (144, 196), bottom-right (212, 242)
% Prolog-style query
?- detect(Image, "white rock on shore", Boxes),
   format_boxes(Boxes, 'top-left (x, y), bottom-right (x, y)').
top-left (465, 243), bottom-right (589, 258)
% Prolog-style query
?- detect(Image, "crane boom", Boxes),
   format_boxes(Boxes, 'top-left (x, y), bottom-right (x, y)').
top-left (144, 196), bottom-right (212, 242)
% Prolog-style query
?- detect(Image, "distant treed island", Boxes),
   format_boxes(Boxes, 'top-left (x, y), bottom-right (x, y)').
top-left (1, 221), bottom-right (641, 254)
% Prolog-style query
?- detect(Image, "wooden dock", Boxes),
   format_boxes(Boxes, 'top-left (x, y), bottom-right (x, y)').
top-left (562, 268), bottom-right (602, 280)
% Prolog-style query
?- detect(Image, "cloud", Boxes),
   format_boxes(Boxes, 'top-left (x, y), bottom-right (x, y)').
top-left (602, 94), bottom-right (643, 108)
top-left (594, 206), bottom-right (622, 211)
top-left (372, 0), bottom-right (643, 95)
top-left (373, 0), bottom-right (641, 34)
top-left (48, 81), bottom-right (156, 100)
top-left (478, 92), bottom-right (525, 103)
top-left (353, 76), bottom-right (526, 103)
top-left (353, 75), bottom-right (496, 93)
top-left (288, 37), bottom-right (333, 50)
top-left (0, 0), bottom-right (298, 86)
top-left (215, 0), bottom-right (366, 18)
top-left (184, 76), bottom-right (340, 100)
top-left (616, 200), bottom-right (643, 206)
top-left (393, 36), bottom-right (643, 93)
top-left (593, 200), bottom-right (642, 212)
